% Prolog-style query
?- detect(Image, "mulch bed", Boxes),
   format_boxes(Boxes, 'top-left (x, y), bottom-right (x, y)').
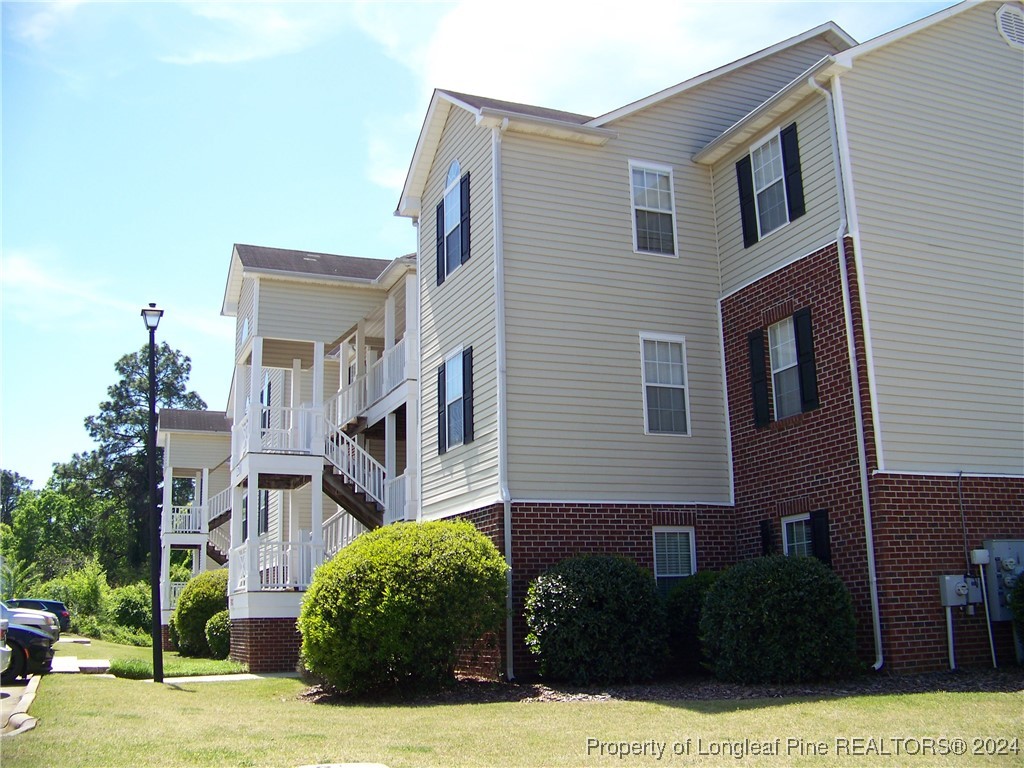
top-left (301, 667), bottom-right (1024, 706)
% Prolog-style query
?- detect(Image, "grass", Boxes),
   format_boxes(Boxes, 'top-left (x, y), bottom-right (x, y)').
top-left (3, 673), bottom-right (1021, 767)
top-left (54, 635), bottom-right (245, 678)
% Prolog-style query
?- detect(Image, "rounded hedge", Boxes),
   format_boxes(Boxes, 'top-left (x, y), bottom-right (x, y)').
top-left (299, 520), bottom-right (508, 695)
top-left (700, 556), bottom-right (859, 684)
top-left (107, 582), bottom-right (152, 633)
top-left (524, 554), bottom-right (666, 685)
top-left (172, 569), bottom-right (228, 657)
top-left (665, 570), bottom-right (721, 674)
top-left (205, 609), bottom-right (231, 660)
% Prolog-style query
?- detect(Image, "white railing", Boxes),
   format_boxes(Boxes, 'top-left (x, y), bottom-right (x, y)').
top-left (328, 338), bottom-right (410, 428)
top-left (322, 511), bottom-right (365, 559)
top-left (384, 473), bottom-right (407, 526)
top-left (327, 383), bottom-right (366, 429)
top-left (231, 412), bottom-right (250, 461)
top-left (323, 421), bottom-right (386, 509)
top-left (231, 544), bottom-right (247, 592)
top-left (256, 539), bottom-right (323, 590)
top-left (208, 524), bottom-right (231, 558)
top-left (207, 487), bottom-right (232, 524)
top-left (233, 406), bottom-right (320, 456)
top-left (168, 581), bottom-right (188, 609)
top-left (169, 505), bottom-right (204, 534)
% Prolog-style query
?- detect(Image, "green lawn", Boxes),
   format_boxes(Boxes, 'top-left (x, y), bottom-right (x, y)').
top-left (54, 635), bottom-right (245, 677)
top-left (4, 673), bottom-right (1022, 767)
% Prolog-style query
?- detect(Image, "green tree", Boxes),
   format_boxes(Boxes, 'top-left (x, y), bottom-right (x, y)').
top-left (9, 489), bottom-right (94, 580)
top-left (1, 469), bottom-right (32, 526)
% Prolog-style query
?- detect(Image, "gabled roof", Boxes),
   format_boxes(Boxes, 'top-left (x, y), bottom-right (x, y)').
top-left (441, 90), bottom-right (593, 125)
top-left (693, 1), bottom-right (975, 165)
top-left (158, 409), bottom-right (232, 434)
top-left (222, 244), bottom-right (410, 316)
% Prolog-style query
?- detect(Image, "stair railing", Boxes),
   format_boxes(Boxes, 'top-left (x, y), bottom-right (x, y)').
top-left (323, 419), bottom-right (386, 510)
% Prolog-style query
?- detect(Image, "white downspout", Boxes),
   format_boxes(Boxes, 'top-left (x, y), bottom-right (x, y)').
top-left (809, 74), bottom-right (884, 671)
top-left (492, 117), bottom-right (514, 681)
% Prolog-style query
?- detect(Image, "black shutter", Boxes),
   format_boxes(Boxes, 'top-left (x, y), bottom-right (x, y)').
top-left (759, 519), bottom-right (775, 556)
top-left (435, 201), bottom-right (446, 286)
top-left (460, 172), bottom-right (471, 265)
top-left (793, 307), bottom-right (819, 412)
top-left (437, 364), bottom-right (447, 454)
top-left (462, 347), bottom-right (474, 445)
top-left (809, 509), bottom-right (832, 567)
top-left (736, 156), bottom-right (758, 248)
top-left (780, 122), bottom-right (805, 221)
top-left (748, 329), bottom-right (770, 428)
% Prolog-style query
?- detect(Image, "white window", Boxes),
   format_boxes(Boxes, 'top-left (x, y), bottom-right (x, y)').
top-left (751, 134), bottom-right (788, 238)
top-left (443, 160), bottom-right (462, 275)
top-left (782, 514), bottom-right (812, 557)
top-left (444, 350), bottom-right (465, 450)
top-left (768, 316), bottom-right (801, 420)
top-left (640, 334), bottom-right (689, 435)
top-left (653, 526), bottom-right (696, 594)
top-left (629, 161), bottom-right (677, 256)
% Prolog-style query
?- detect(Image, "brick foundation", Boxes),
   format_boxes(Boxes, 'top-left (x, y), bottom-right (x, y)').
top-left (230, 617), bottom-right (301, 673)
top-left (160, 624), bottom-right (176, 652)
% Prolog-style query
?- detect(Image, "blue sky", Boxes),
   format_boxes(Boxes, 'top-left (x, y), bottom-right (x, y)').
top-left (2, 0), bottom-right (957, 487)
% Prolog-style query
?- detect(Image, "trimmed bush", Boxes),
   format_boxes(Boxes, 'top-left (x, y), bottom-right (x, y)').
top-left (524, 554), bottom-right (667, 685)
top-left (299, 520), bottom-right (507, 696)
top-left (107, 582), bottom-right (151, 633)
top-left (665, 570), bottom-right (721, 674)
top-left (172, 569), bottom-right (228, 657)
top-left (205, 610), bottom-right (231, 660)
top-left (700, 556), bottom-right (859, 684)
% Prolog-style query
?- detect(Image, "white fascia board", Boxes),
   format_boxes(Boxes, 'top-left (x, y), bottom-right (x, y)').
top-left (220, 247), bottom-right (243, 317)
top-left (240, 268), bottom-right (380, 291)
top-left (476, 108), bottom-right (616, 145)
top-left (832, 0), bottom-right (974, 68)
top-left (397, 92), bottom-right (459, 219)
top-left (589, 22), bottom-right (857, 127)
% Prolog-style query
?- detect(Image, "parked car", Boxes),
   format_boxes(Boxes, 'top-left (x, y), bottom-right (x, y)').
top-left (0, 611), bottom-right (10, 675)
top-left (6, 599), bottom-right (70, 632)
top-left (2, 626), bottom-right (54, 683)
top-left (1, 601), bottom-right (59, 642)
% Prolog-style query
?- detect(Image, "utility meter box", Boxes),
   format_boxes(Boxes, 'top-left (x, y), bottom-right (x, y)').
top-left (939, 575), bottom-right (982, 606)
top-left (982, 539), bottom-right (1024, 621)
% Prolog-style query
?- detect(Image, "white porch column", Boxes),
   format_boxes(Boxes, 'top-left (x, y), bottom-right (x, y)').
top-left (384, 292), bottom-right (396, 350)
top-left (232, 363), bottom-right (246, 463)
top-left (312, 341), bottom-right (325, 453)
top-left (385, 412), bottom-right (397, 478)
top-left (246, 470), bottom-right (259, 590)
top-left (310, 465), bottom-right (324, 572)
top-left (161, 466), bottom-right (173, 534)
top-left (200, 468), bottom-right (210, 533)
top-left (229, 485), bottom-right (244, 592)
top-left (160, 545), bottom-right (172, 612)
top-left (248, 337), bottom-right (263, 453)
top-left (404, 272), bottom-right (420, 521)
top-left (354, 323), bottom-right (366, 378)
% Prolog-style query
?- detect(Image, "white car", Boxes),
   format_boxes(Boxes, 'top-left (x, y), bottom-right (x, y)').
top-left (1, 602), bottom-right (59, 642)
top-left (0, 610), bottom-right (10, 674)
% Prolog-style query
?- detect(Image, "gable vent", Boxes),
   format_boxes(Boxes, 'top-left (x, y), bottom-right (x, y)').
top-left (997, 4), bottom-right (1024, 49)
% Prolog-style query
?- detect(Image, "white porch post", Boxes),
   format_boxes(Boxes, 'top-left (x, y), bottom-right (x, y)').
top-left (291, 357), bottom-right (302, 449)
top-left (161, 466), bottom-right (173, 534)
top-left (232, 363), bottom-right (246, 461)
top-left (200, 468), bottom-right (210, 533)
top-left (384, 293), bottom-right (396, 350)
top-left (248, 337), bottom-right (263, 453)
top-left (160, 545), bottom-right (172, 613)
top-left (385, 412), bottom-right (397, 514)
top-left (312, 342), bottom-right (325, 454)
top-left (311, 465), bottom-right (324, 563)
top-left (354, 323), bottom-right (366, 379)
top-left (404, 272), bottom-right (420, 521)
top-left (246, 471), bottom-right (259, 590)
top-left (229, 485), bottom-right (244, 591)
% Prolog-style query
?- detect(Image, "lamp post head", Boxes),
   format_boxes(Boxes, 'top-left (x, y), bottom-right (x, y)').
top-left (141, 303), bottom-right (164, 331)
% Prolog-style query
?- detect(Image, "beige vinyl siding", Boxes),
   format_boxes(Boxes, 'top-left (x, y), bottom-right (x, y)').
top-left (165, 433), bottom-right (231, 472)
top-left (715, 95), bottom-right (841, 294)
top-left (499, 35), bottom-right (846, 502)
top-left (236, 278), bottom-right (255, 360)
top-left (209, 465), bottom-right (230, 498)
top-left (840, 3), bottom-right (1024, 474)
top-left (419, 106), bottom-right (499, 517)
top-left (256, 279), bottom-right (383, 344)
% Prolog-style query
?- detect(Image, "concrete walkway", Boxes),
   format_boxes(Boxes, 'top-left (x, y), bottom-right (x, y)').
top-left (50, 656), bottom-right (111, 674)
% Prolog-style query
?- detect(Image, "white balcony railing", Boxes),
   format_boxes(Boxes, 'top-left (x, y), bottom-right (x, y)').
top-left (231, 544), bottom-right (247, 593)
top-left (256, 539), bottom-right (323, 590)
top-left (323, 420), bottom-right (386, 509)
top-left (207, 487), bottom-right (232, 524)
top-left (384, 473), bottom-right (407, 526)
top-left (328, 338), bottom-right (409, 428)
top-left (232, 406), bottom-right (321, 458)
top-left (168, 505), bottom-right (204, 534)
top-left (168, 581), bottom-right (188, 609)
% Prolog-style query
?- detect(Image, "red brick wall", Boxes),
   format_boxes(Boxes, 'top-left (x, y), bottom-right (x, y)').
top-left (160, 624), bottom-right (176, 652)
top-left (230, 617), bottom-right (301, 673)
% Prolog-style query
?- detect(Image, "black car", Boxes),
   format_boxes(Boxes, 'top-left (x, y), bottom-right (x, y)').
top-left (7, 598), bottom-right (71, 632)
top-left (2, 622), bottom-right (55, 683)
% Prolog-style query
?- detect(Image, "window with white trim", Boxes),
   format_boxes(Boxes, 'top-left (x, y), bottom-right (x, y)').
top-left (768, 316), bottom-right (801, 421)
top-left (782, 513), bottom-right (812, 557)
top-left (436, 160), bottom-right (470, 284)
top-left (437, 347), bottom-right (474, 453)
top-left (641, 334), bottom-right (689, 435)
top-left (445, 351), bottom-right (464, 449)
top-left (736, 122), bottom-right (805, 248)
top-left (653, 526), bottom-right (696, 595)
top-left (629, 162), bottom-right (677, 256)
top-left (751, 135), bottom-right (789, 237)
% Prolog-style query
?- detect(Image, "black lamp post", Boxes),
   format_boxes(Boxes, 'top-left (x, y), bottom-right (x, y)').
top-left (141, 302), bottom-right (165, 683)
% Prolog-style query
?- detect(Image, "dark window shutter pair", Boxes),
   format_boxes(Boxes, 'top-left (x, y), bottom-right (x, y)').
top-left (748, 308), bottom-right (818, 427)
top-left (437, 347), bottom-right (474, 454)
top-left (736, 122), bottom-right (804, 249)
top-left (809, 509), bottom-right (832, 567)
top-left (435, 172), bottom-right (471, 286)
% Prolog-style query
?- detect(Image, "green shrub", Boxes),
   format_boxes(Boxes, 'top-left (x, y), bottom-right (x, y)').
top-left (665, 570), bottom-right (721, 674)
top-left (1008, 574), bottom-right (1024, 644)
top-left (39, 557), bottom-right (110, 627)
top-left (172, 569), bottom-right (228, 657)
top-left (109, 658), bottom-right (153, 680)
top-left (205, 610), bottom-right (231, 660)
top-left (524, 554), bottom-right (667, 685)
top-left (107, 582), bottom-right (151, 633)
top-left (99, 624), bottom-right (151, 647)
top-left (299, 520), bottom-right (507, 695)
top-left (700, 556), bottom-right (859, 684)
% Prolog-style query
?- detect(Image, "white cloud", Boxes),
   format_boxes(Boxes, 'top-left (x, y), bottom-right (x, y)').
top-left (7, 0), bottom-right (86, 45)
top-left (159, 2), bottom-right (354, 65)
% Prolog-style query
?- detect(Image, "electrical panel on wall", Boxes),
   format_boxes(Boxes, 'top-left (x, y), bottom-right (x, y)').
top-left (982, 539), bottom-right (1024, 622)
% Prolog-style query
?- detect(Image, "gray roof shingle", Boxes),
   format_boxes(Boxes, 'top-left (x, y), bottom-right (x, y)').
top-left (234, 244), bottom-right (394, 281)
top-left (158, 409), bottom-right (232, 433)
top-left (440, 90), bottom-right (593, 125)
